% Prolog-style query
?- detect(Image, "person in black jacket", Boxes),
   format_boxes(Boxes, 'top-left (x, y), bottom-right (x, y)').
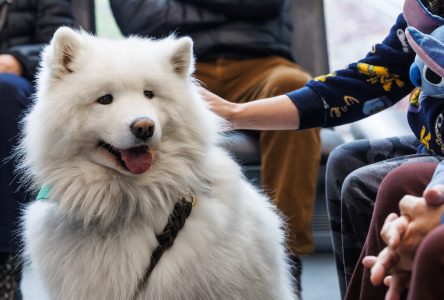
top-left (109, 2), bottom-right (321, 293)
top-left (0, 0), bottom-right (73, 298)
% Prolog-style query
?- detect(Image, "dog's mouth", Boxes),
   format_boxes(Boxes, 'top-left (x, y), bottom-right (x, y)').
top-left (99, 141), bottom-right (153, 174)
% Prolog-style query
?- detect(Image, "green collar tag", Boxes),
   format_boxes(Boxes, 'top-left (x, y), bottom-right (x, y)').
top-left (36, 186), bottom-right (51, 201)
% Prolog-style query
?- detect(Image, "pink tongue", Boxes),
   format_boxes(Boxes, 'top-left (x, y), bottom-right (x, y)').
top-left (119, 149), bottom-right (152, 174)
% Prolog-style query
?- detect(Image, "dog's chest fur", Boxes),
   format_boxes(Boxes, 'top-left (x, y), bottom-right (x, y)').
top-left (22, 182), bottom-right (289, 300)
top-left (24, 201), bottom-right (157, 299)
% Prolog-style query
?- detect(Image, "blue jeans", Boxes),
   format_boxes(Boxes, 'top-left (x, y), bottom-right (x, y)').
top-left (0, 74), bottom-right (33, 254)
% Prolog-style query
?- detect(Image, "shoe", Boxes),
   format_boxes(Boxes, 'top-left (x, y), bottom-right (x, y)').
top-left (290, 255), bottom-right (302, 299)
top-left (0, 254), bottom-right (19, 300)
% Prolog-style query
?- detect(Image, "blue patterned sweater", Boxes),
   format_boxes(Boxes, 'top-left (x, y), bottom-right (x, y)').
top-left (287, 14), bottom-right (444, 188)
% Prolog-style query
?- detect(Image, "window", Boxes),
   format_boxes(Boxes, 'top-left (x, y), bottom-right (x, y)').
top-left (324, 0), bottom-right (401, 70)
top-left (95, 0), bottom-right (122, 38)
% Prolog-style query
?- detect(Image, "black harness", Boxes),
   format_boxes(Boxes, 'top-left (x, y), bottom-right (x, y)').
top-left (131, 195), bottom-right (194, 298)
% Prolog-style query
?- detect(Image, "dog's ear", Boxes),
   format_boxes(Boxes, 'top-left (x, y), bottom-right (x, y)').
top-left (170, 37), bottom-right (195, 76)
top-left (50, 27), bottom-right (82, 76)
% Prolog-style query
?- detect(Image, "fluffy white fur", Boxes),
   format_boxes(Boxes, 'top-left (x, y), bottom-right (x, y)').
top-left (19, 27), bottom-right (295, 300)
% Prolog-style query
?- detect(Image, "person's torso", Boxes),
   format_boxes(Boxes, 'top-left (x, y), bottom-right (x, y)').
top-left (163, 0), bottom-right (293, 61)
top-left (189, 15), bottom-right (293, 61)
top-left (1, 0), bottom-right (39, 51)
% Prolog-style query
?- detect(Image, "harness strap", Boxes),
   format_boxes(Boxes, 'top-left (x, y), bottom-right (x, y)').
top-left (35, 185), bottom-right (194, 299)
top-left (132, 197), bottom-right (193, 298)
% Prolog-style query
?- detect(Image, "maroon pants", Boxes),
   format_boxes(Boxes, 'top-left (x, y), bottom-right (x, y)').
top-left (345, 162), bottom-right (444, 300)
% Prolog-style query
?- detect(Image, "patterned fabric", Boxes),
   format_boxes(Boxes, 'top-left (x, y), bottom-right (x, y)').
top-left (287, 13), bottom-right (444, 164)
top-left (287, 14), bottom-right (415, 129)
top-left (325, 135), bottom-right (442, 298)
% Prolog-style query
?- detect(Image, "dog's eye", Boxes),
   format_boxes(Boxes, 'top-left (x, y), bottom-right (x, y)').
top-left (97, 94), bottom-right (113, 105)
top-left (144, 90), bottom-right (154, 99)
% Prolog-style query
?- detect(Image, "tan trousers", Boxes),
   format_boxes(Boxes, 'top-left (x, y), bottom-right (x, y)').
top-left (195, 56), bottom-right (321, 255)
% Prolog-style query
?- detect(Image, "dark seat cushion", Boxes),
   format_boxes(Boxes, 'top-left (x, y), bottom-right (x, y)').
top-left (221, 131), bottom-right (261, 165)
top-left (221, 128), bottom-right (345, 166)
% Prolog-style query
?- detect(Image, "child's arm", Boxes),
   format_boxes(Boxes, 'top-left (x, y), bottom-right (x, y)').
top-left (212, 14), bottom-right (417, 131)
top-left (288, 14), bottom-right (416, 129)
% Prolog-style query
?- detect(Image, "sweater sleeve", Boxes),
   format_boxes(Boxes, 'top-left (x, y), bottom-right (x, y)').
top-left (416, 94), bottom-right (444, 155)
top-left (287, 14), bottom-right (416, 129)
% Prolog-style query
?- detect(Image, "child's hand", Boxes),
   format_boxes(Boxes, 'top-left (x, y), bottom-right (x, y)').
top-left (362, 213), bottom-right (409, 286)
top-left (199, 88), bottom-right (240, 130)
top-left (364, 193), bottom-right (444, 282)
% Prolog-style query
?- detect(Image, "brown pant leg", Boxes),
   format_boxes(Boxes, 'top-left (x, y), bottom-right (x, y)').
top-left (196, 57), bottom-right (321, 255)
top-left (408, 224), bottom-right (444, 300)
top-left (345, 162), bottom-right (437, 300)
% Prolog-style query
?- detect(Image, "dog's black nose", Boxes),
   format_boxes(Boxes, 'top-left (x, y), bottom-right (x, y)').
top-left (130, 118), bottom-right (155, 140)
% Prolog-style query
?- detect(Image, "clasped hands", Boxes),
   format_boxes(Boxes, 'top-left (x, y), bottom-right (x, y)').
top-left (363, 185), bottom-right (444, 300)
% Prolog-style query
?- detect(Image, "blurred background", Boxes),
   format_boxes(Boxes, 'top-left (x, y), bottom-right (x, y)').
top-left (94, 0), bottom-right (399, 70)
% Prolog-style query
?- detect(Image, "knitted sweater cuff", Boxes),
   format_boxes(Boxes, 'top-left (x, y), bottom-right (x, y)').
top-left (286, 86), bottom-right (325, 129)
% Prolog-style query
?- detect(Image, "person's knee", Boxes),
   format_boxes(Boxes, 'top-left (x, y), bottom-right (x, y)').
top-left (375, 162), bottom-right (436, 220)
top-left (326, 143), bottom-right (352, 175)
top-left (340, 166), bottom-right (376, 218)
top-left (0, 73), bottom-right (24, 91)
top-left (378, 164), bottom-right (412, 197)
top-left (325, 144), bottom-right (356, 205)
top-left (0, 74), bottom-right (32, 107)
top-left (326, 139), bottom-right (373, 177)
top-left (380, 163), bottom-right (436, 197)
top-left (341, 171), bottom-right (363, 210)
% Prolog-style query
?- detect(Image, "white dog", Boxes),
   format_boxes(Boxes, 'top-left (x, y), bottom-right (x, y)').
top-left (18, 27), bottom-right (295, 300)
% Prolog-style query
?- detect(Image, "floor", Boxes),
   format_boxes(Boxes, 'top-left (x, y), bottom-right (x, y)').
top-left (301, 253), bottom-right (341, 300)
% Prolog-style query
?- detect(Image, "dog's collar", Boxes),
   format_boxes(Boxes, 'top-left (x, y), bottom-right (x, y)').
top-left (36, 185), bottom-right (51, 201)
top-left (133, 192), bottom-right (195, 297)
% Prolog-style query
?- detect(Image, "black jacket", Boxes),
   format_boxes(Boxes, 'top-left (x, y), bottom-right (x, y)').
top-left (0, 0), bottom-right (74, 80)
top-left (110, 0), bottom-right (293, 61)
